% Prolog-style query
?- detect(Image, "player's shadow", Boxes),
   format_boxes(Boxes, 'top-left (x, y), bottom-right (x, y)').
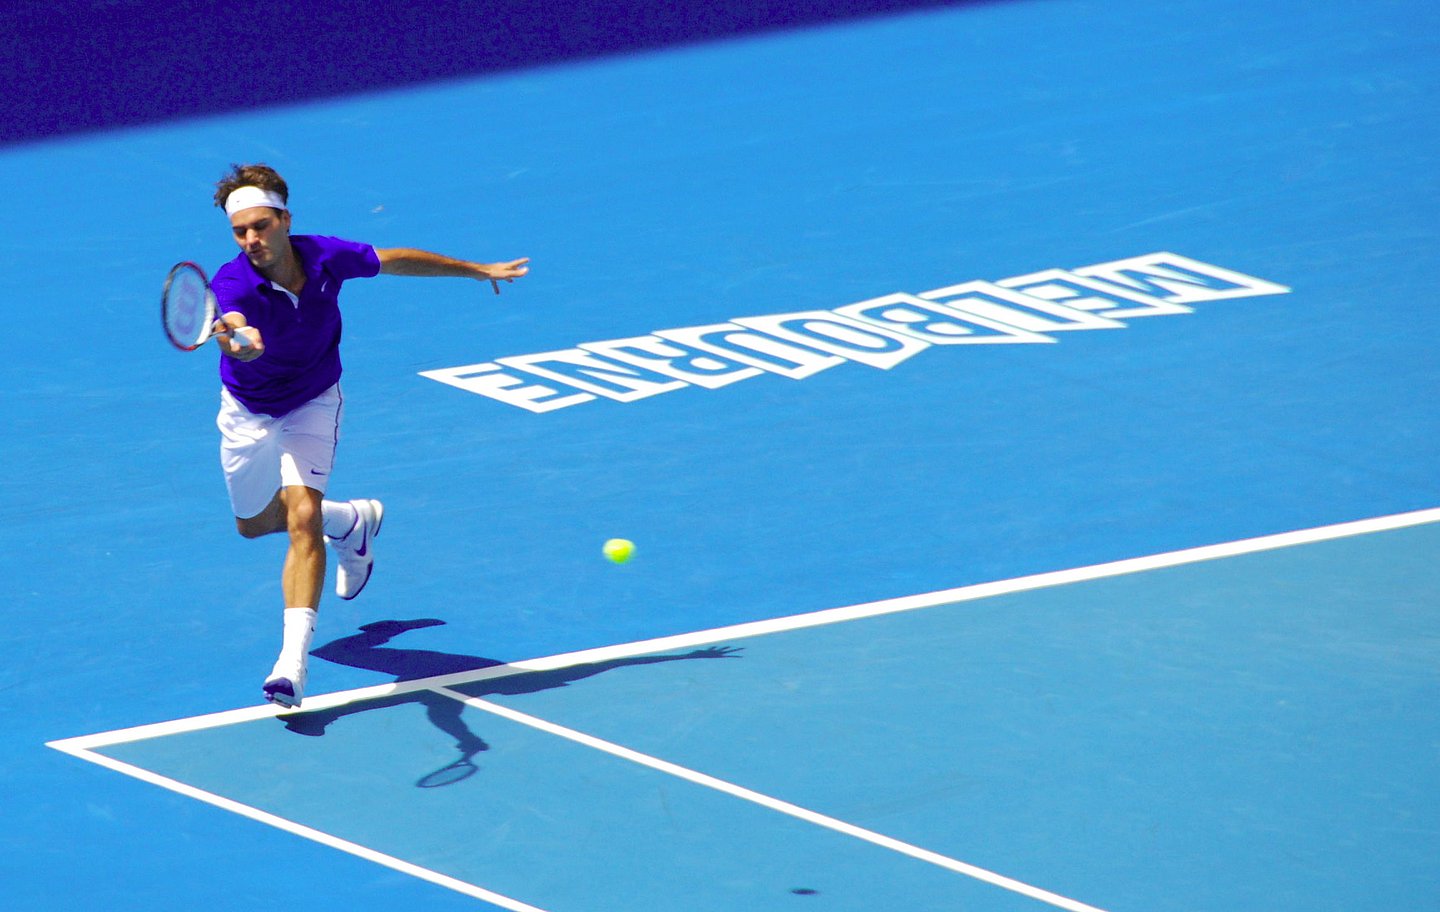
top-left (279, 619), bottom-right (741, 787)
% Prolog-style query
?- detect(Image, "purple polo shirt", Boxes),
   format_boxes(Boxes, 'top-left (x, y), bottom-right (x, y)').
top-left (213, 235), bottom-right (381, 417)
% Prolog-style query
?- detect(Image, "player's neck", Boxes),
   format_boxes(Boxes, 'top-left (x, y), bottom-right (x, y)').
top-left (259, 243), bottom-right (306, 295)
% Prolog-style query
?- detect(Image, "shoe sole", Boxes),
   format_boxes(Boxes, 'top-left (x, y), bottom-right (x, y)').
top-left (264, 678), bottom-right (303, 709)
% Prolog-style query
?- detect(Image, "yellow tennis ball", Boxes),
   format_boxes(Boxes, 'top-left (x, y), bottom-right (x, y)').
top-left (602, 538), bottom-right (635, 564)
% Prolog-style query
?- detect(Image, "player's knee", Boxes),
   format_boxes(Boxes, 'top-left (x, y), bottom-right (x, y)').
top-left (286, 496), bottom-right (322, 537)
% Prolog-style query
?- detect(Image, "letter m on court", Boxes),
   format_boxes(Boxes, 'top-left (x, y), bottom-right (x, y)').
top-left (1072, 252), bottom-right (1291, 304)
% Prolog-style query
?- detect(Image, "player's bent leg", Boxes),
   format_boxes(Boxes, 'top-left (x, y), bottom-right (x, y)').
top-left (235, 490), bottom-right (286, 539)
top-left (328, 498), bottom-right (384, 600)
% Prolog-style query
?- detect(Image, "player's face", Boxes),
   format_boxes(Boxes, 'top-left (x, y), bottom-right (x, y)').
top-left (229, 207), bottom-right (292, 271)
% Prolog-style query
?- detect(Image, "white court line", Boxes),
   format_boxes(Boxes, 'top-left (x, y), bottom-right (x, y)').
top-left (45, 738), bottom-right (551, 912)
top-left (43, 507), bottom-right (1440, 909)
top-left (435, 686), bottom-right (1111, 912)
top-left (50, 505), bottom-right (1440, 752)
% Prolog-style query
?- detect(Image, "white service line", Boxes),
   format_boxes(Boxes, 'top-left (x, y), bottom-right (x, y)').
top-left (46, 738), bottom-right (551, 912)
top-left (434, 685), bottom-right (1113, 912)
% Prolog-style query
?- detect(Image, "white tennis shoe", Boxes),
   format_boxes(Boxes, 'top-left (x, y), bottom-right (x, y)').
top-left (330, 498), bottom-right (384, 600)
top-left (263, 655), bottom-right (308, 709)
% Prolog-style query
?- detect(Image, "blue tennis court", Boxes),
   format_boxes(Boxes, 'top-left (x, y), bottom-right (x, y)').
top-left (5, 1), bottom-right (1438, 910)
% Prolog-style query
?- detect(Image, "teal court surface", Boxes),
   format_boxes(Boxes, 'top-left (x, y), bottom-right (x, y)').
top-left (3, 1), bottom-right (1438, 910)
top-left (48, 512), bottom-right (1440, 911)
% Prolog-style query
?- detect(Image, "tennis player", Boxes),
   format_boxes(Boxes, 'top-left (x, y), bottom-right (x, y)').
top-left (210, 163), bottom-right (528, 709)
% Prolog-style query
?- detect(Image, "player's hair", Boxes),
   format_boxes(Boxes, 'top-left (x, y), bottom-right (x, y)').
top-left (213, 163), bottom-right (290, 210)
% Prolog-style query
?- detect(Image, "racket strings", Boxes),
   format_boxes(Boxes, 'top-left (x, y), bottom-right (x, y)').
top-left (163, 266), bottom-right (214, 349)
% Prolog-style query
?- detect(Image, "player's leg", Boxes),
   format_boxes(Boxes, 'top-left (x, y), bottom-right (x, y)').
top-left (217, 390), bottom-right (311, 706)
top-left (262, 483), bottom-right (324, 708)
top-left (279, 384), bottom-right (384, 600)
top-left (279, 484), bottom-right (325, 608)
top-left (261, 387), bottom-right (338, 709)
top-left (261, 383), bottom-right (383, 708)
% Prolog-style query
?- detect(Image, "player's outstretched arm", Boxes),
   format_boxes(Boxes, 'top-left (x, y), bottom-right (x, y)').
top-left (376, 248), bottom-right (530, 294)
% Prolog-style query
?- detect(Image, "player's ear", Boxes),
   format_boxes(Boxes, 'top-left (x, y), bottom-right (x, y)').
top-left (279, 208), bottom-right (292, 231)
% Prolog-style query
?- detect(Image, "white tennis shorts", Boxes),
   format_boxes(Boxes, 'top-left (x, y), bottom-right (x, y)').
top-left (217, 383), bottom-right (343, 519)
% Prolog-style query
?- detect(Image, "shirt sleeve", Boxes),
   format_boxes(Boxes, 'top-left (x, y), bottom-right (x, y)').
top-left (211, 264), bottom-right (250, 315)
top-left (316, 236), bottom-right (382, 281)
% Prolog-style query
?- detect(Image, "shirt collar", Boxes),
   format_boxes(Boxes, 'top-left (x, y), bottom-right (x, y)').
top-left (236, 235), bottom-right (315, 292)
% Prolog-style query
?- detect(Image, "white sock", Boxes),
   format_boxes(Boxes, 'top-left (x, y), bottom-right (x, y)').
top-left (277, 607), bottom-right (317, 666)
top-left (321, 500), bottom-right (358, 539)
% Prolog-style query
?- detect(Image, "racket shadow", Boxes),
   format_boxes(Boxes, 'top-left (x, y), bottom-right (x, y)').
top-left (279, 618), bottom-right (742, 787)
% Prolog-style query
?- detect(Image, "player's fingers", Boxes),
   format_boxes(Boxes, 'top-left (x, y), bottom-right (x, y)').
top-left (236, 327), bottom-right (263, 354)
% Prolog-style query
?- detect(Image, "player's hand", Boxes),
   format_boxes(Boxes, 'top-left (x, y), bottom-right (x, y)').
top-left (215, 320), bottom-right (264, 360)
top-left (481, 258), bottom-right (530, 294)
top-left (685, 646), bottom-right (744, 660)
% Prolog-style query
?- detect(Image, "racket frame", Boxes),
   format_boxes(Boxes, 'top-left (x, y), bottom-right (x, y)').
top-left (162, 260), bottom-right (251, 352)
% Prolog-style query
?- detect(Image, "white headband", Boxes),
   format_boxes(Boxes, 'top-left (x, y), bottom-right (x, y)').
top-left (224, 185), bottom-right (288, 217)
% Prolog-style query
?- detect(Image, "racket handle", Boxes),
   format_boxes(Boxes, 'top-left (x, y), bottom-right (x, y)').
top-left (226, 327), bottom-right (254, 350)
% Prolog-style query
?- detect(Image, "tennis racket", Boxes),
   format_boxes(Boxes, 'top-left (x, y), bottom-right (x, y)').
top-left (416, 752), bottom-right (480, 788)
top-left (161, 261), bottom-right (251, 351)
